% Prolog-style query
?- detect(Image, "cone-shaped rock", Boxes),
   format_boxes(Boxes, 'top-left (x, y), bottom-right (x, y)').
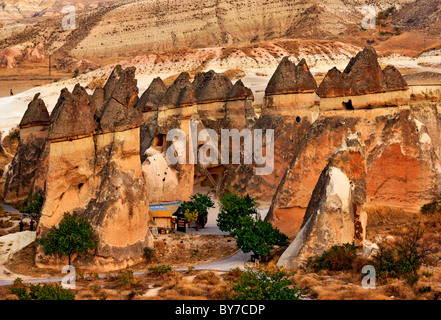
top-left (99, 66), bottom-right (143, 133)
top-left (227, 80), bottom-right (254, 101)
top-left (265, 57), bottom-right (317, 95)
top-left (19, 93), bottom-right (50, 128)
top-left (317, 46), bottom-right (408, 98)
top-left (137, 77), bottom-right (167, 112)
top-left (193, 70), bottom-right (233, 103)
top-left (160, 72), bottom-right (194, 109)
top-left (50, 84), bottom-right (95, 142)
top-left (277, 131), bottom-right (367, 269)
top-left (4, 93), bottom-right (50, 203)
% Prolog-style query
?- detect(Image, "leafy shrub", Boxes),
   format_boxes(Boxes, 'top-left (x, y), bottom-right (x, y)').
top-left (233, 216), bottom-right (288, 257)
top-left (23, 193), bottom-right (44, 215)
top-left (226, 267), bottom-right (306, 300)
top-left (117, 270), bottom-right (134, 287)
top-left (148, 265), bottom-right (172, 276)
top-left (310, 242), bottom-right (359, 271)
top-left (0, 218), bottom-right (12, 228)
top-left (184, 209), bottom-right (198, 222)
top-left (89, 285), bottom-right (108, 300)
top-left (193, 272), bottom-right (220, 285)
top-left (217, 190), bottom-right (258, 233)
top-left (10, 278), bottom-right (75, 300)
top-left (421, 196), bottom-right (441, 215)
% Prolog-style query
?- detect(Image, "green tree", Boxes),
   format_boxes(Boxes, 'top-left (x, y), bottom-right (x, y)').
top-left (233, 216), bottom-right (288, 257)
top-left (36, 212), bottom-right (97, 266)
top-left (181, 192), bottom-right (215, 218)
top-left (23, 192), bottom-right (44, 222)
top-left (227, 267), bottom-right (306, 300)
top-left (217, 190), bottom-right (258, 233)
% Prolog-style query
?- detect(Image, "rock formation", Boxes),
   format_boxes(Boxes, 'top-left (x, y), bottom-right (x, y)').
top-left (266, 105), bottom-right (441, 238)
top-left (23, 42), bottom-right (45, 62)
top-left (277, 132), bottom-right (367, 268)
top-left (137, 77), bottom-right (167, 161)
top-left (3, 93), bottom-right (50, 203)
top-left (142, 69), bottom-right (257, 202)
top-left (0, 47), bottom-right (21, 68)
top-left (221, 58), bottom-right (316, 202)
top-left (263, 57), bottom-right (317, 114)
top-left (37, 66), bottom-right (153, 271)
top-left (143, 72), bottom-right (197, 203)
top-left (317, 46), bottom-right (409, 110)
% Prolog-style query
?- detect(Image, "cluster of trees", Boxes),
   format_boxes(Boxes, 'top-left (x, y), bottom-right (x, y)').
top-left (217, 190), bottom-right (288, 260)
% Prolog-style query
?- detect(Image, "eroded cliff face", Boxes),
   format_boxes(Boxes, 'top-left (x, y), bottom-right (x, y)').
top-left (277, 132), bottom-right (367, 268)
top-left (3, 93), bottom-right (50, 203)
top-left (267, 104), bottom-right (441, 238)
top-left (221, 58), bottom-right (317, 202)
top-left (141, 70), bottom-right (256, 203)
top-left (37, 66), bottom-right (153, 271)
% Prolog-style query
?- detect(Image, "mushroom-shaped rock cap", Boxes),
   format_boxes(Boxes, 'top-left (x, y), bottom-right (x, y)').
top-left (99, 66), bottom-right (143, 133)
top-left (137, 77), bottom-right (167, 112)
top-left (227, 80), bottom-right (254, 101)
top-left (50, 84), bottom-right (96, 142)
top-left (193, 70), bottom-right (233, 103)
top-left (19, 93), bottom-right (50, 128)
top-left (265, 57), bottom-right (317, 95)
top-left (160, 72), bottom-right (195, 109)
top-left (317, 46), bottom-right (408, 98)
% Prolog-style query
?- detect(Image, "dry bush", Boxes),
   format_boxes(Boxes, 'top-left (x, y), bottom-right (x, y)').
top-left (193, 272), bottom-right (221, 285)
top-left (223, 267), bottom-right (242, 282)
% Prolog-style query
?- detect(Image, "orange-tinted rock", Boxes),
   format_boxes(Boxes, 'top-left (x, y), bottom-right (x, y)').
top-left (277, 132), bottom-right (367, 268)
top-left (267, 106), bottom-right (441, 238)
top-left (23, 43), bottom-right (45, 62)
top-left (0, 47), bottom-right (22, 68)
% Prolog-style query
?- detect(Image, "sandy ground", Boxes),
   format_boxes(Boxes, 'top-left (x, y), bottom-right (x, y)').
top-left (0, 231), bottom-right (36, 281)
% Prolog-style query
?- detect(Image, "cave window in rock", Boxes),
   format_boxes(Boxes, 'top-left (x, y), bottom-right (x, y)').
top-left (296, 116), bottom-right (301, 123)
top-left (342, 99), bottom-right (354, 110)
top-left (152, 134), bottom-right (166, 151)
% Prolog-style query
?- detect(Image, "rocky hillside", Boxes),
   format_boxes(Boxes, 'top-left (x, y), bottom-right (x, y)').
top-left (0, 0), bottom-right (422, 58)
